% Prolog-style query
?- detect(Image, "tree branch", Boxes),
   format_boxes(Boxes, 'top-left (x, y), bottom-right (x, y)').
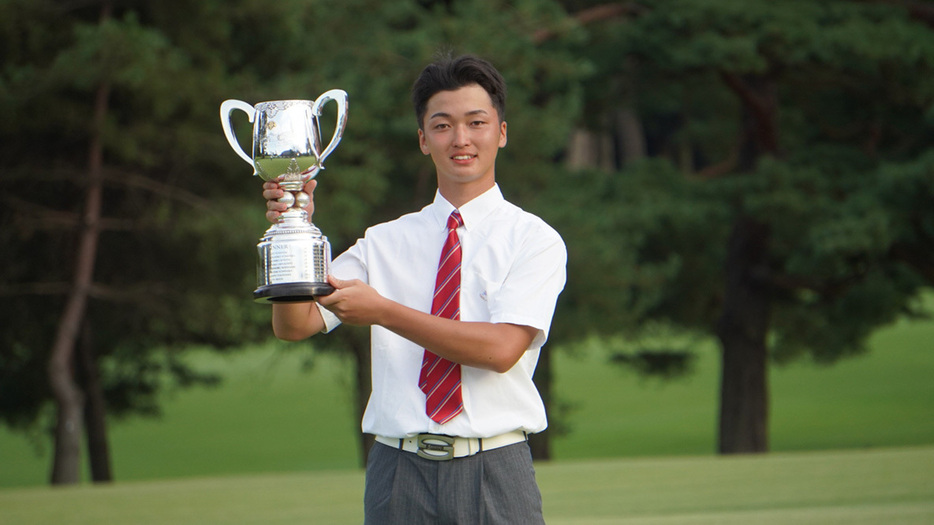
top-left (719, 72), bottom-right (773, 128)
top-left (690, 145), bottom-right (740, 179)
top-left (890, 243), bottom-right (934, 285)
top-left (3, 196), bottom-right (137, 231)
top-left (753, 266), bottom-right (869, 301)
top-left (104, 169), bottom-right (211, 208)
top-left (852, 0), bottom-right (934, 28)
top-left (533, 2), bottom-right (649, 44)
top-left (719, 72), bottom-right (781, 156)
top-left (0, 281), bottom-right (169, 302)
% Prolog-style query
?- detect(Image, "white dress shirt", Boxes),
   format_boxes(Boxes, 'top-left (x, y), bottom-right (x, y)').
top-left (318, 184), bottom-right (567, 438)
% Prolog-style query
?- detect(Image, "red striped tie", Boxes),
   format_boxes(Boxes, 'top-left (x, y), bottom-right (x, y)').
top-left (419, 210), bottom-right (464, 424)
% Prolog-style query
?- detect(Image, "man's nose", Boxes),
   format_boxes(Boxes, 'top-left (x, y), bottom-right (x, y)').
top-left (453, 125), bottom-right (471, 147)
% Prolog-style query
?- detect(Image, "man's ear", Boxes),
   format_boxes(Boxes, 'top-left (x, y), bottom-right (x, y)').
top-left (418, 128), bottom-right (430, 155)
top-left (499, 121), bottom-right (508, 148)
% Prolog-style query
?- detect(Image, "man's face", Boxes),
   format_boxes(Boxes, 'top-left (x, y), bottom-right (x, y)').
top-left (418, 84), bottom-right (507, 196)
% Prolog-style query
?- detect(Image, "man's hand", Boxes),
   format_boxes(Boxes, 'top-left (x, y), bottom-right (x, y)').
top-left (263, 178), bottom-right (317, 223)
top-left (316, 275), bottom-right (389, 326)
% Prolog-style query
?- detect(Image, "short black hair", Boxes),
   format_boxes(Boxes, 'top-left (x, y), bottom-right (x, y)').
top-left (412, 54), bottom-right (507, 130)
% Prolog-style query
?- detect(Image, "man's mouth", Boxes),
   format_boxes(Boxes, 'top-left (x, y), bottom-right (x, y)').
top-left (452, 154), bottom-right (475, 161)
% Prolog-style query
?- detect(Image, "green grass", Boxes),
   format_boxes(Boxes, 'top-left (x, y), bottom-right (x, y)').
top-left (770, 321), bottom-right (934, 451)
top-left (0, 343), bottom-right (361, 488)
top-left (106, 345), bottom-right (362, 479)
top-left (1, 316), bottom-right (932, 488)
top-left (538, 446), bottom-right (934, 524)
top-left (552, 316), bottom-right (934, 459)
top-left (1, 446), bottom-right (932, 524)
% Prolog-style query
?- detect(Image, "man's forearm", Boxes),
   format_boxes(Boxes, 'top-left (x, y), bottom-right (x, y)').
top-left (377, 301), bottom-right (536, 373)
top-left (272, 302), bottom-right (326, 341)
top-left (314, 276), bottom-right (538, 371)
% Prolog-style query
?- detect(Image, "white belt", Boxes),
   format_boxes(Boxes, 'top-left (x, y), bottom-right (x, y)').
top-left (375, 430), bottom-right (528, 461)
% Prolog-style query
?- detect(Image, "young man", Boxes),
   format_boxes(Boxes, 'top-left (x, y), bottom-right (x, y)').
top-left (264, 54), bottom-right (566, 524)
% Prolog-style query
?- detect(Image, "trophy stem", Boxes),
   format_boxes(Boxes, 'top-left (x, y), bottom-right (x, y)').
top-left (254, 204), bottom-right (333, 303)
top-left (278, 206), bottom-right (311, 224)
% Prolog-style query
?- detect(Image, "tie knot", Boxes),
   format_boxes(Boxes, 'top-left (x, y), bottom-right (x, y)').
top-left (447, 210), bottom-right (463, 231)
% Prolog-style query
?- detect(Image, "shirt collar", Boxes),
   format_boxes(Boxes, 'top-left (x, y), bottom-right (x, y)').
top-left (431, 184), bottom-right (504, 230)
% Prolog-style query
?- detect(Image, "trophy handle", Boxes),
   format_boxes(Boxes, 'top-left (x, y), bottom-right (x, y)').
top-left (220, 99), bottom-right (257, 169)
top-left (311, 89), bottom-right (349, 167)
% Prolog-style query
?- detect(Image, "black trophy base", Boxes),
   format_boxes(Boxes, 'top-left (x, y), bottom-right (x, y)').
top-left (253, 282), bottom-right (335, 304)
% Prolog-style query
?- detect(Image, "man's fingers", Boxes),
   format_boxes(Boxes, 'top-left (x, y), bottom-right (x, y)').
top-left (328, 274), bottom-right (349, 290)
top-left (262, 181), bottom-right (283, 199)
top-left (266, 199), bottom-right (288, 212)
top-left (263, 181), bottom-right (288, 224)
top-left (318, 276), bottom-right (343, 302)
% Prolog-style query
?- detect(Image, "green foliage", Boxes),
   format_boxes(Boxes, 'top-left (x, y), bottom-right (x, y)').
top-left (538, 0), bottom-right (934, 376)
top-left (4, 0), bottom-right (934, 467)
top-left (0, 0), bottom-right (587, 442)
top-left (540, 158), bottom-right (730, 343)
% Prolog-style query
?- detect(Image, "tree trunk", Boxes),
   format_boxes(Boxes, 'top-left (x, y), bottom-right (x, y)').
top-left (715, 217), bottom-right (771, 454)
top-left (616, 107), bottom-right (646, 167)
top-left (48, 356), bottom-right (85, 485)
top-left (77, 321), bottom-right (113, 483)
top-left (566, 128), bottom-right (615, 171)
top-left (714, 73), bottom-right (779, 455)
top-left (48, 52), bottom-right (111, 484)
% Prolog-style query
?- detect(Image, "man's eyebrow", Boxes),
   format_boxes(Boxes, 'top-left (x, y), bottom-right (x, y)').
top-left (428, 109), bottom-right (490, 120)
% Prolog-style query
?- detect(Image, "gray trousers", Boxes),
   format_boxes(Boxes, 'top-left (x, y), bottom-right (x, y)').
top-left (364, 441), bottom-right (545, 524)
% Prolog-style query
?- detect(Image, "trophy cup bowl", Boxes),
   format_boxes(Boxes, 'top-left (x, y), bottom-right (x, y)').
top-left (220, 90), bottom-right (348, 303)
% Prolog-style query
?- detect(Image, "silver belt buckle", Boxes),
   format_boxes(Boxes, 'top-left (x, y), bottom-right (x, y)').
top-left (416, 434), bottom-right (455, 461)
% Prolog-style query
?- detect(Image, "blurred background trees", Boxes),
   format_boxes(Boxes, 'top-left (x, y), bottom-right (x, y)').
top-left (543, 0), bottom-right (934, 453)
top-left (1, 0), bottom-right (932, 485)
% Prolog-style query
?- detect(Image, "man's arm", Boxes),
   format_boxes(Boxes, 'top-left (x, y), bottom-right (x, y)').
top-left (272, 302), bottom-right (327, 341)
top-left (264, 178), bottom-right (329, 341)
top-left (317, 276), bottom-right (537, 373)
top-left (382, 304), bottom-right (537, 374)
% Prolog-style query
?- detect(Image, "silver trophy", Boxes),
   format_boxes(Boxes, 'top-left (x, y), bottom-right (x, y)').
top-left (220, 90), bottom-right (348, 303)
